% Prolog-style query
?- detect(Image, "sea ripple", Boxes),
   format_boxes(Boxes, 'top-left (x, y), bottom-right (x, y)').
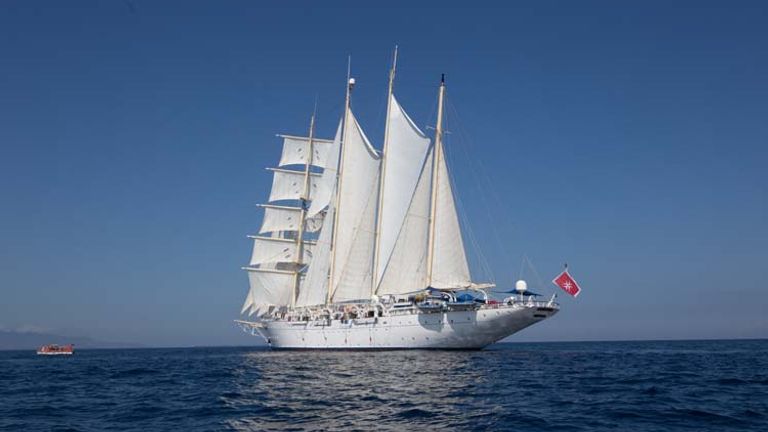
top-left (1, 340), bottom-right (767, 431)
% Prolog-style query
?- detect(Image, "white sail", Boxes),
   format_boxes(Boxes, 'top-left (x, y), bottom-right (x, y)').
top-left (245, 269), bottom-right (294, 316)
top-left (431, 153), bottom-right (471, 288)
top-left (331, 110), bottom-right (381, 302)
top-left (248, 236), bottom-right (315, 266)
top-left (377, 148), bottom-right (433, 295)
top-left (267, 168), bottom-right (320, 203)
top-left (296, 201), bottom-right (335, 307)
top-left (375, 95), bottom-right (432, 285)
top-left (333, 181), bottom-right (378, 301)
top-left (307, 119), bottom-right (342, 217)
top-left (278, 135), bottom-right (334, 168)
top-left (258, 205), bottom-right (323, 234)
top-left (234, 70), bottom-right (566, 350)
top-left (241, 287), bottom-right (255, 315)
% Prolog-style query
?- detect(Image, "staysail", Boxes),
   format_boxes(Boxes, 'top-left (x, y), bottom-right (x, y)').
top-left (377, 147), bottom-right (433, 295)
top-left (429, 141), bottom-right (471, 288)
top-left (330, 110), bottom-right (381, 302)
top-left (295, 200), bottom-right (335, 307)
top-left (374, 94), bottom-right (432, 287)
top-left (296, 119), bottom-right (342, 307)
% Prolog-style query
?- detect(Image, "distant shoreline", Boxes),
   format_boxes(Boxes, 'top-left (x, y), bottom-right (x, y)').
top-left (0, 330), bottom-right (144, 351)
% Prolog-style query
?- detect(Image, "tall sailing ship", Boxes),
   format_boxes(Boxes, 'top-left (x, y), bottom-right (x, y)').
top-left (236, 53), bottom-right (559, 349)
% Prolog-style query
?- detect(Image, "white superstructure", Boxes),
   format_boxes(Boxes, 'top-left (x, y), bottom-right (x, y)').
top-left (236, 51), bottom-right (559, 349)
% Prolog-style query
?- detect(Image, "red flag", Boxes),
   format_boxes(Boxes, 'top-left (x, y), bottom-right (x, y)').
top-left (553, 269), bottom-right (581, 297)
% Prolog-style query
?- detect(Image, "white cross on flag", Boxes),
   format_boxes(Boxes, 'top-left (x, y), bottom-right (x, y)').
top-left (553, 269), bottom-right (581, 297)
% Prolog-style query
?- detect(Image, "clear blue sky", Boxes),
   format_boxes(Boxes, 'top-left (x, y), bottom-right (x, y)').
top-left (1, 1), bottom-right (766, 347)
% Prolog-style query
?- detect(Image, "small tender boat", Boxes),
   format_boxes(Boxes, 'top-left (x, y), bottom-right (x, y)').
top-left (37, 344), bottom-right (74, 355)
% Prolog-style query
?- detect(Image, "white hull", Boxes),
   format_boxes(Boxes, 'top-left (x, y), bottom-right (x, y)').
top-left (239, 302), bottom-right (558, 350)
top-left (36, 351), bottom-right (73, 355)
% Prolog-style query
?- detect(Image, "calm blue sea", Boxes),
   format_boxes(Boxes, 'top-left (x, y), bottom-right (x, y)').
top-left (1, 340), bottom-right (766, 431)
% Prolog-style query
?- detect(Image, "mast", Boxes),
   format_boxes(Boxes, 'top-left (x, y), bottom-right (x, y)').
top-left (371, 45), bottom-right (398, 297)
top-left (426, 74), bottom-right (446, 287)
top-left (291, 111), bottom-right (316, 308)
top-left (327, 58), bottom-right (354, 304)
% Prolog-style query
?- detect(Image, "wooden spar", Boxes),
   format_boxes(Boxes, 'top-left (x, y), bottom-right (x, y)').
top-left (426, 75), bottom-right (446, 287)
top-left (290, 111), bottom-right (316, 308)
top-left (327, 57), bottom-right (353, 304)
top-left (371, 45), bottom-right (398, 297)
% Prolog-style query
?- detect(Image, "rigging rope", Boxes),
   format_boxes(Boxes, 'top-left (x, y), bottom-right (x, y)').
top-left (524, 254), bottom-right (548, 292)
top-left (444, 100), bottom-right (520, 286)
top-left (442, 113), bottom-right (495, 285)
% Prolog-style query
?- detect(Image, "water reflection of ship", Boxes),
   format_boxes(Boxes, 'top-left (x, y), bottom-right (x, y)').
top-left (227, 349), bottom-right (493, 430)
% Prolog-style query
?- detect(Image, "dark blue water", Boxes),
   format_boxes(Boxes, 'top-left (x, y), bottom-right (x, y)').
top-left (1, 340), bottom-right (766, 431)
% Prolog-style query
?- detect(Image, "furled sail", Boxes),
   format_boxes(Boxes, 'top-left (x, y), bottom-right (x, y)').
top-left (307, 119), bottom-right (342, 217)
top-left (331, 110), bottom-right (381, 302)
top-left (430, 153), bottom-right (471, 288)
top-left (267, 168), bottom-right (321, 203)
top-left (295, 201), bottom-right (335, 307)
top-left (374, 95), bottom-right (432, 286)
top-left (258, 204), bottom-right (323, 234)
top-left (244, 269), bottom-right (294, 316)
top-left (278, 135), bottom-right (334, 168)
top-left (248, 236), bottom-right (315, 266)
top-left (377, 148), bottom-right (433, 295)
